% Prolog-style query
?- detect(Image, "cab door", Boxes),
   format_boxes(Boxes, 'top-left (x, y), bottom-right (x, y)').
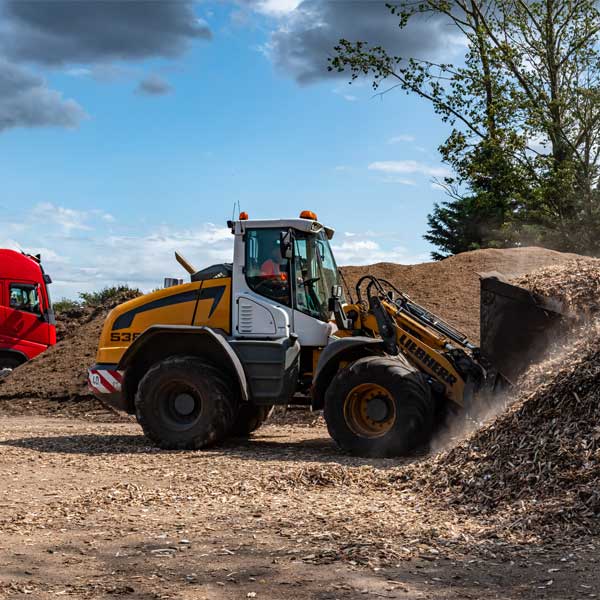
top-left (4, 281), bottom-right (51, 354)
top-left (0, 279), bottom-right (9, 346)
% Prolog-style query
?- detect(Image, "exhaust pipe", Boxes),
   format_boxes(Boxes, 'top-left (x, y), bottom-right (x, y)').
top-left (175, 252), bottom-right (197, 276)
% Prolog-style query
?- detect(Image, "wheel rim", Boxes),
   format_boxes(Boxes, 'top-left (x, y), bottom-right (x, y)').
top-left (343, 383), bottom-right (396, 438)
top-left (157, 381), bottom-right (202, 431)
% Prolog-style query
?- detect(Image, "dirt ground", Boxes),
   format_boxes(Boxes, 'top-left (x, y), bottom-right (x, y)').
top-left (1, 416), bottom-right (599, 600)
top-left (2, 250), bottom-right (600, 598)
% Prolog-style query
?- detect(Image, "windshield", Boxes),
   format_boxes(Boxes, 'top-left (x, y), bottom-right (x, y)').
top-left (293, 231), bottom-right (343, 322)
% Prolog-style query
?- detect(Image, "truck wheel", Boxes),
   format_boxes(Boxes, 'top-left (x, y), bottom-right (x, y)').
top-left (231, 404), bottom-right (273, 437)
top-left (324, 356), bottom-right (434, 457)
top-left (135, 356), bottom-right (237, 450)
top-left (0, 356), bottom-right (22, 371)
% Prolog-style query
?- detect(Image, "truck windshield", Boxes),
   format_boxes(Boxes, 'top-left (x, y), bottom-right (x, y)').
top-left (293, 231), bottom-right (343, 322)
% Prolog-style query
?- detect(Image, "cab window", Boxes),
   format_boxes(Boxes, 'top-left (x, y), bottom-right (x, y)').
top-left (245, 229), bottom-right (290, 306)
top-left (294, 237), bottom-right (322, 317)
top-left (9, 284), bottom-right (41, 315)
top-left (293, 231), bottom-right (342, 322)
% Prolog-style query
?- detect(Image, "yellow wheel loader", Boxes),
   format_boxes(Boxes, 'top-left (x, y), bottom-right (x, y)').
top-left (88, 212), bottom-right (565, 457)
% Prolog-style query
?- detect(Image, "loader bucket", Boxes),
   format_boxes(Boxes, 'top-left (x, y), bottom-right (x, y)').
top-left (479, 273), bottom-right (568, 381)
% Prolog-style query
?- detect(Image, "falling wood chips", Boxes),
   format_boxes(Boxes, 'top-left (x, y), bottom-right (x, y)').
top-left (513, 257), bottom-right (600, 316)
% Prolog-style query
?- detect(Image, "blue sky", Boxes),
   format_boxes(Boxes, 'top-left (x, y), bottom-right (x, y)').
top-left (0, 0), bottom-right (464, 299)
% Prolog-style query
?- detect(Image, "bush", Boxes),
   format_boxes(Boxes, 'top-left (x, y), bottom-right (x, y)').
top-left (79, 285), bottom-right (141, 308)
top-left (53, 298), bottom-right (82, 314)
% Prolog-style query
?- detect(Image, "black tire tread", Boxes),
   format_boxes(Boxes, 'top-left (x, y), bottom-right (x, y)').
top-left (324, 355), bottom-right (434, 457)
top-left (0, 356), bottom-right (23, 370)
top-left (135, 356), bottom-right (237, 450)
top-left (231, 404), bottom-right (273, 437)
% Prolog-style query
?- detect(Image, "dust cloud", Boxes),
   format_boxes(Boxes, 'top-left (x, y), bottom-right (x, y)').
top-left (430, 318), bottom-right (599, 454)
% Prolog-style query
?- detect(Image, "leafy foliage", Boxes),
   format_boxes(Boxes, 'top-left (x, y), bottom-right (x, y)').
top-left (78, 285), bottom-right (141, 308)
top-left (53, 285), bottom-right (141, 313)
top-left (330, 0), bottom-right (600, 258)
top-left (52, 298), bottom-right (81, 315)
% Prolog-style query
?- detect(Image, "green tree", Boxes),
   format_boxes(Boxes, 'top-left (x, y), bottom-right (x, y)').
top-left (330, 0), bottom-right (600, 257)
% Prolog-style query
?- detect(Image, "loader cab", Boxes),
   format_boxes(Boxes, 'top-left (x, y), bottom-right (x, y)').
top-left (230, 213), bottom-right (341, 347)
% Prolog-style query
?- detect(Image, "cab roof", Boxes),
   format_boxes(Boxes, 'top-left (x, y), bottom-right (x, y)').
top-left (0, 249), bottom-right (44, 282)
top-left (231, 218), bottom-right (335, 240)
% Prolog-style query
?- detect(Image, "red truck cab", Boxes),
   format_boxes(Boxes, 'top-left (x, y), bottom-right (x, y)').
top-left (0, 250), bottom-right (56, 370)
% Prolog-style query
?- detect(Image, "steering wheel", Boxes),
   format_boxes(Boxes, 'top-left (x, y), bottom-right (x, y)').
top-left (255, 277), bottom-right (287, 292)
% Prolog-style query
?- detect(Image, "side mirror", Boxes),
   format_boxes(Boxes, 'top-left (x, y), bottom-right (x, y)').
top-left (329, 285), bottom-right (350, 330)
top-left (280, 230), bottom-right (293, 260)
top-left (316, 241), bottom-right (325, 261)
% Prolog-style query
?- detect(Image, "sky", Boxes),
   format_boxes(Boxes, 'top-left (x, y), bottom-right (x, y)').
top-left (0, 0), bottom-right (467, 299)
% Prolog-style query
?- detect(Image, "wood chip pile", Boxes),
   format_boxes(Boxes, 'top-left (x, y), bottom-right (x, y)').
top-left (513, 257), bottom-right (600, 316)
top-left (399, 260), bottom-right (600, 536)
top-left (341, 246), bottom-right (583, 342)
top-left (54, 304), bottom-right (101, 342)
top-left (0, 289), bottom-right (140, 418)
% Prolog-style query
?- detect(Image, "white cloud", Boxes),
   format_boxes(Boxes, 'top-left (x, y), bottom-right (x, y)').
top-left (0, 203), bottom-right (429, 298)
top-left (0, 234), bottom-right (69, 266)
top-left (0, 204), bottom-right (234, 298)
top-left (368, 160), bottom-right (452, 179)
top-left (527, 134), bottom-right (551, 155)
top-left (21, 203), bottom-right (117, 235)
top-left (98, 225), bottom-right (233, 284)
top-left (32, 202), bottom-right (92, 232)
top-left (380, 176), bottom-right (417, 186)
top-left (332, 238), bottom-right (428, 266)
top-left (65, 67), bottom-right (92, 78)
top-left (254, 0), bottom-right (303, 15)
top-left (101, 212), bottom-right (116, 223)
top-left (388, 134), bottom-right (415, 144)
top-left (332, 87), bottom-right (359, 102)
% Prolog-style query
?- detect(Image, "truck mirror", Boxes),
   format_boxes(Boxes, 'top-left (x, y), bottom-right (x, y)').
top-left (280, 230), bottom-right (293, 260)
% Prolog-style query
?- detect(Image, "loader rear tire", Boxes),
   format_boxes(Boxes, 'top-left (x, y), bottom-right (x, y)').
top-left (231, 404), bottom-right (273, 437)
top-left (324, 356), bottom-right (434, 458)
top-left (135, 356), bottom-right (237, 450)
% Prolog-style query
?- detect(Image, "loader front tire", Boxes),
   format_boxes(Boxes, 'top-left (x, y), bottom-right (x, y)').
top-left (231, 404), bottom-right (273, 437)
top-left (324, 356), bottom-right (434, 457)
top-left (135, 356), bottom-right (237, 450)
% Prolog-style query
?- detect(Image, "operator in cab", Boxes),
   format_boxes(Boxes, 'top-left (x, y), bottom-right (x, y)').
top-left (251, 235), bottom-right (289, 306)
top-left (260, 244), bottom-right (287, 279)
